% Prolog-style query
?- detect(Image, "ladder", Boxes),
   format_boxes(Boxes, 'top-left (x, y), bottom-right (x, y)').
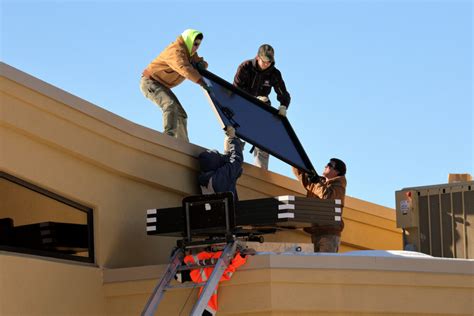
top-left (141, 239), bottom-right (238, 316)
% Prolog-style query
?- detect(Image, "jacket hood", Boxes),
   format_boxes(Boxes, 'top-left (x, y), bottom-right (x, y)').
top-left (181, 29), bottom-right (202, 56)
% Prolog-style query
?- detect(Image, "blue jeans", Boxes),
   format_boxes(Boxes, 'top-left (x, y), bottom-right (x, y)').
top-left (140, 77), bottom-right (189, 141)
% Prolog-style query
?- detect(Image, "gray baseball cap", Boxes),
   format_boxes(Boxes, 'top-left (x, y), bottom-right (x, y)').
top-left (258, 44), bottom-right (274, 62)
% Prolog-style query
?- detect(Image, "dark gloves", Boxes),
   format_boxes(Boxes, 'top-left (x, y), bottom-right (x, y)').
top-left (308, 173), bottom-right (324, 183)
top-left (196, 61), bottom-right (207, 70)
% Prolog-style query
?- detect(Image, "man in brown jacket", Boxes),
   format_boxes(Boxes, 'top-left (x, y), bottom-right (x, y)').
top-left (293, 158), bottom-right (347, 252)
top-left (140, 29), bottom-right (209, 142)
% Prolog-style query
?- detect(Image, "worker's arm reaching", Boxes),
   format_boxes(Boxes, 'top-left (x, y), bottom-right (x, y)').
top-left (164, 43), bottom-right (204, 84)
top-left (192, 61), bottom-right (211, 92)
top-left (274, 73), bottom-right (291, 109)
top-left (292, 167), bottom-right (318, 191)
top-left (292, 166), bottom-right (347, 202)
top-left (217, 126), bottom-right (243, 184)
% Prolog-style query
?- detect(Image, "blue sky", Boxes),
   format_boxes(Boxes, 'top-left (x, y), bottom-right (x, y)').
top-left (2, 0), bottom-right (472, 208)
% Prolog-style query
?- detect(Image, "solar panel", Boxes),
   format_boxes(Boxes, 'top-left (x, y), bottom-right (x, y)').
top-left (200, 69), bottom-right (317, 176)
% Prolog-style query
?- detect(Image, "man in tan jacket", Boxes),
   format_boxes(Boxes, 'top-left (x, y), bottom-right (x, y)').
top-left (293, 158), bottom-right (347, 252)
top-left (140, 29), bottom-right (209, 142)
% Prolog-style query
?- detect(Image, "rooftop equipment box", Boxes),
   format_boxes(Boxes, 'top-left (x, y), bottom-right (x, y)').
top-left (395, 181), bottom-right (474, 259)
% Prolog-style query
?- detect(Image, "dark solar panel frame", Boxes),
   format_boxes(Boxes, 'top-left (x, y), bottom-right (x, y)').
top-left (199, 69), bottom-right (317, 175)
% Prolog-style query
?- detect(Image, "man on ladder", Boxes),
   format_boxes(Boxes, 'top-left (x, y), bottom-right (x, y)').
top-left (142, 125), bottom-right (253, 315)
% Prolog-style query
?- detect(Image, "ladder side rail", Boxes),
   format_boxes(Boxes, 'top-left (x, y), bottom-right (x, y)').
top-left (141, 248), bottom-right (185, 316)
top-left (189, 241), bottom-right (237, 316)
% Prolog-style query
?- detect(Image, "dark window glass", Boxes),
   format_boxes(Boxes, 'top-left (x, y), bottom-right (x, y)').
top-left (0, 172), bottom-right (94, 263)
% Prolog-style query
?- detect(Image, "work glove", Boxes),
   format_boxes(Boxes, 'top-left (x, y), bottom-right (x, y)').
top-left (196, 61), bottom-right (207, 70)
top-left (198, 79), bottom-right (211, 92)
top-left (308, 173), bottom-right (324, 184)
top-left (256, 96), bottom-right (269, 103)
top-left (278, 105), bottom-right (287, 117)
top-left (225, 126), bottom-right (236, 138)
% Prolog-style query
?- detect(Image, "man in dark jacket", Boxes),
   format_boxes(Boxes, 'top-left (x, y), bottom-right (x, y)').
top-left (233, 44), bottom-right (291, 170)
top-left (293, 158), bottom-right (347, 252)
top-left (198, 126), bottom-right (243, 201)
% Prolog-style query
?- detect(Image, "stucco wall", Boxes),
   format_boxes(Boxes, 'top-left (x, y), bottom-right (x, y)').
top-left (0, 252), bottom-right (106, 316)
top-left (1, 62), bottom-right (401, 269)
top-left (103, 253), bottom-right (474, 315)
top-left (2, 62), bottom-right (472, 316)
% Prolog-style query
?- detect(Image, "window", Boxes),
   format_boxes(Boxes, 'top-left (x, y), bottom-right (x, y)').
top-left (0, 172), bottom-right (94, 263)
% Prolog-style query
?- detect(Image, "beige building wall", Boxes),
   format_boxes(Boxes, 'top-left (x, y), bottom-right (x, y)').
top-left (102, 254), bottom-right (474, 316)
top-left (1, 250), bottom-right (473, 316)
top-left (4, 62), bottom-right (453, 316)
top-left (1, 62), bottom-right (402, 269)
top-left (0, 253), bottom-right (106, 316)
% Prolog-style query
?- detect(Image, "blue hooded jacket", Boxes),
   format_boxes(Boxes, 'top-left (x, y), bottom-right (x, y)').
top-left (198, 138), bottom-right (243, 201)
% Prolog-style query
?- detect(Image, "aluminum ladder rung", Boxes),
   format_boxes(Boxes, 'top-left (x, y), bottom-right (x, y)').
top-left (141, 248), bottom-right (184, 316)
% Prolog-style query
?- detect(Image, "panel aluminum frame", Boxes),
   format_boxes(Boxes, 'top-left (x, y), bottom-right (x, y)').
top-left (199, 69), bottom-right (317, 176)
